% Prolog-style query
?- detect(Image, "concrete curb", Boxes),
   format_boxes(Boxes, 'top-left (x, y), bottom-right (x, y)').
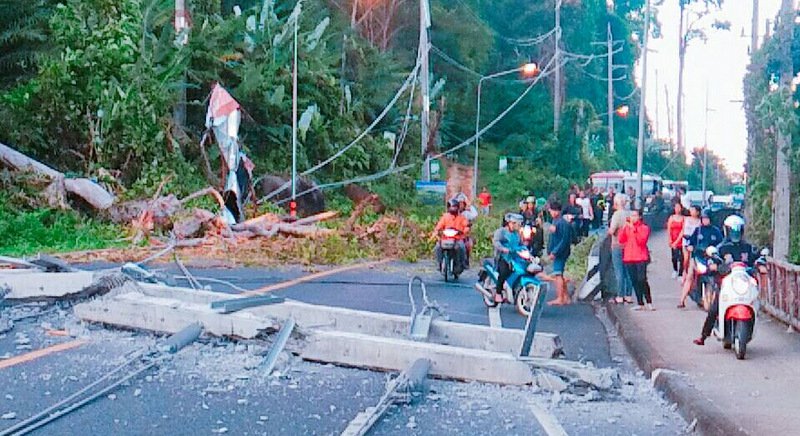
top-left (605, 303), bottom-right (751, 436)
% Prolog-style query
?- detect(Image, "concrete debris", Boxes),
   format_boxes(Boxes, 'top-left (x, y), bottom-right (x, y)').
top-left (535, 372), bottom-right (568, 393)
top-left (134, 389), bottom-right (142, 397)
top-left (1, 412), bottom-right (16, 420)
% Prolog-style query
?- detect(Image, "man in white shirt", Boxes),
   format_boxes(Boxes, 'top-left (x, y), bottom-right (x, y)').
top-left (576, 190), bottom-right (594, 238)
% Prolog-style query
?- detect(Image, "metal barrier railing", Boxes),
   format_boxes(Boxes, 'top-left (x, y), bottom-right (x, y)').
top-left (762, 258), bottom-right (800, 331)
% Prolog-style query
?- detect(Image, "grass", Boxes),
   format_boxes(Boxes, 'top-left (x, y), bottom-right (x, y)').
top-left (565, 234), bottom-right (597, 282)
top-left (0, 195), bottom-right (126, 257)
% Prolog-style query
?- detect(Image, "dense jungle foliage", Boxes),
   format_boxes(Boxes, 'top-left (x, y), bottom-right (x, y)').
top-left (743, 17), bottom-right (800, 263)
top-left (0, 0), bottom-right (735, 221)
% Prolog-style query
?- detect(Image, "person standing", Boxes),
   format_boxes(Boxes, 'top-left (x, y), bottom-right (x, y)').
top-left (680, 205), bottom-right (702, 281)
top-left (478, 186), bottom-right (492, 216)
top-left (564, 193), bottom-right (582, 243)
top-left (666, 202), bottom-right (686, 279)
top-left (547, 200), bottom-right (572, 306)
top-left (606, 187), bottom-right (617, 225)
top-left (607, 195), bottom-right (633, 303)
top-left (576, 190), bottom-right (594, 237)
top-left (618, 208), bottom-right (653, 310)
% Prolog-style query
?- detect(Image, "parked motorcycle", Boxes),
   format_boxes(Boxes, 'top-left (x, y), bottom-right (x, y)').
top-left (474, 247), bottom-right (545, 316)
top-left (438, 228), bottom-right (464, 282)
top-left (713, 261), bottom-right (760, 360)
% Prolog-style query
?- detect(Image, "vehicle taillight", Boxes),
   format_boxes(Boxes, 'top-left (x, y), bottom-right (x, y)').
top-left (725, 305), bottom-right (753, 321)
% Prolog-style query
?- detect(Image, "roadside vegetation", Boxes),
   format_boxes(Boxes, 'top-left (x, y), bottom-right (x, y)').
top-left (0, 0), bottom-right (725, 264)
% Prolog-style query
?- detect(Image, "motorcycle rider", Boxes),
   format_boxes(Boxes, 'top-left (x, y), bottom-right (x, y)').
top-left (433, 199), bottom-right (470, 271)
top-left (520, 196), bottom-right (544, 256)
top-left (492, 213), bottom-right (524, 302)
top-left (693, 215), bottom-right (756, 345)
top-left (679, 208), bottom-right (724, 308)
top-left (455, 193), bottom-right (478, 265)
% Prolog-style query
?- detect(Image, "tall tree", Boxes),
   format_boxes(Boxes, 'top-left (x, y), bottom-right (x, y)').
top-left (676, 0), bottom-right (726, 156)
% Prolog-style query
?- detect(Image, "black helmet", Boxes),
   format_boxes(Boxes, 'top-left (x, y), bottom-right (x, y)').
top-left (448, 199), bottom-right (459, 208)
top-left (701, 208), bottom-right (712, 219)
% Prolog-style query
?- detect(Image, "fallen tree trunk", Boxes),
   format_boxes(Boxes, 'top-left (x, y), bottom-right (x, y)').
top-left (0, 142), bottom-right (114, 210)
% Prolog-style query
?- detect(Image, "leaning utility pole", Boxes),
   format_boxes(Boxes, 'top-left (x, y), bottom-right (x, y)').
top-left (554, 0), bottom-right (562, 134)
top-left (773, 0), bottom-right (794, 260)
top-left (635, 0), bottom-right (651, 209)
top-left (607, 23), bottom-right (615, 152)
top-left (419, 0), bottom-right (431, 180)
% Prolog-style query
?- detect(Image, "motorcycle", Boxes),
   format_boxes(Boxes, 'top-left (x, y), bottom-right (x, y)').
top-left (693, 246), bottom-right (724, 311)
top-left (712, 261), bottom-right (760, 360)
top-left (474, 247), bottom-right (545, 317)
top-left (438, 228), bottom-right (464, 282)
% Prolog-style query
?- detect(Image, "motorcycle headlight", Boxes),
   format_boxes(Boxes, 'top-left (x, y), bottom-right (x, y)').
top-left (730, 274), bottom-right (752, 296)
top-left (696, 263), bottom-right (708, 274)
top-left (442, 229), bottom-right (459, 238)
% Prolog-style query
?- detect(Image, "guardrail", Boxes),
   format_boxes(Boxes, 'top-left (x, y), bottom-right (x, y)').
top-left (762, 258), bottom-right (800, 331)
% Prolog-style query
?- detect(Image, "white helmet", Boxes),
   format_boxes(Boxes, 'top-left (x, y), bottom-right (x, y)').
top-left (723, 214), bottom-right (745, 243)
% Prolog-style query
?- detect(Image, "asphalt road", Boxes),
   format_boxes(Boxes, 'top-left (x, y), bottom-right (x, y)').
top-left (0, 260), bottom-right (686, 435)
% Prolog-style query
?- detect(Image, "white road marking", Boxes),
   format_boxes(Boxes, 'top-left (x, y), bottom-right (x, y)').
top-left (529, 402), bottom-right (569, 436)
top-left (488, 306), bottom-right (502, 328)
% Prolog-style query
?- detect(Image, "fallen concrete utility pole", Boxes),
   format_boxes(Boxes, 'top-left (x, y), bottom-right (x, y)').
top-left (341, 359), bottom-right (431, 436)
top-left (73, 283), bottom-right (577, 385)
top-left (89, 282), bottom-right (562, 357)
top-left (0, 270), bottom-right (96, 300)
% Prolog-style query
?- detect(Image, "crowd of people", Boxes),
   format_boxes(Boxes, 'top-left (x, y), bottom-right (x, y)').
top-left (431, 182), bottom-right (759, 346)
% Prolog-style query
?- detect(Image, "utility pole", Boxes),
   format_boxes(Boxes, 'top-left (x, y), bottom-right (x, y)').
top-left (665, 86), bottom-right (674, 147)
top-left (607, 23), bottom-right (615, 152)
top-left (654, 69), bottom-right (660, 140)
top-left (173, 0), bottom-right (189, 128)
top-left (773, 0), bottom-right (794, 260)
top-left (751, 0), bottom-right (760, 53)
top-left (702, 87), bottom-right (710, 207)
top-left (635, 0), bottom-right (651, 210)
top-left (419, 0), bottom-right (431, 180)
top-left (291, 11), bottom-right (299, 213)
top-left (554, 0), bottom-right (562, 134)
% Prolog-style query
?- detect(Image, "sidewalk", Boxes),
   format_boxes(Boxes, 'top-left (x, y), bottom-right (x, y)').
top-left (606, 231), bottom-right (800, 436)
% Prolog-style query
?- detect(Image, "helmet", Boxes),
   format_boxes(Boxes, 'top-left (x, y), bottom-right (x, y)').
top-left (447, 198), bottom-right (459, 208)
top-left (701, 208), bottom-right (712, 219)
top-left (455, 193), bottom-right (468, 204)
top-left (505, 213), bottom-right (524, 224)
top-left (525, 196), bottom-right (535, 204)
top-left (723, 214), bottom-right (745, 243)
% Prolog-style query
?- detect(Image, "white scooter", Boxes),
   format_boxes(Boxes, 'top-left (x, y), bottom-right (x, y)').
top-left (713, 261), bottom-right (760, 360)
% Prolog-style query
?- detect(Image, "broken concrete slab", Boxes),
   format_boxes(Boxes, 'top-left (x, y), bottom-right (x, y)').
top-left (74, 288), bottom-right (278, 339)
top-left (0, 270), bottom-right (95, 300)
top-left (297, 329), bottom-right (536, 385)
top-left (521, 357), bottom-right (618, 391)
top-left (131, 284), bottom-right (562, 358)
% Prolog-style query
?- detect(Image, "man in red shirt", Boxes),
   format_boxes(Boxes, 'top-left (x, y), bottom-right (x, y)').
top-left (478, 186), bottom-right (492, 216)
top-left (433, 200), bottom-right (470, 269)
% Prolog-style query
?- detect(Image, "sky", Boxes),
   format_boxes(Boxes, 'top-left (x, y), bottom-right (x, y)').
top-left (640, 0), bottom-right (783, 173)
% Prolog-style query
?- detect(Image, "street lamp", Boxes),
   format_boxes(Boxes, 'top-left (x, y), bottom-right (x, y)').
top-left (473, 62), bottom-right (539, 198)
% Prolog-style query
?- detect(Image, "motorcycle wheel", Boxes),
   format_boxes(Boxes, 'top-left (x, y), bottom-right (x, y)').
top-left (442, 252), bottom-right (451, 282)
top-left (734, 321), bottom-right (748, 360)
top-left (481, 277), bottom-right (499, 308)
top-left (515, 284), bottom-right (540, 317)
